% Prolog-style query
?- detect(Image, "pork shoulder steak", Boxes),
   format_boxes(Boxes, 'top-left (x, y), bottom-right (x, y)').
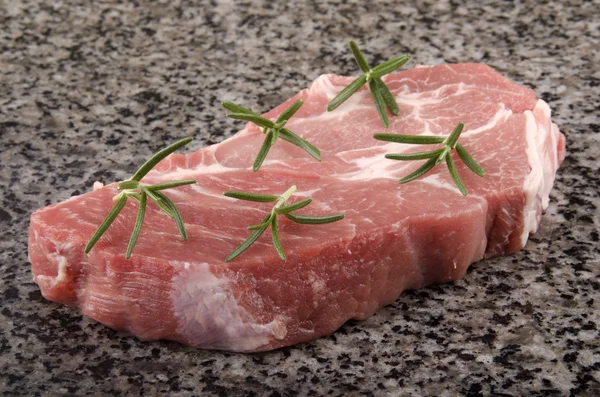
top-left (29, 64), bottom-right (566, 352)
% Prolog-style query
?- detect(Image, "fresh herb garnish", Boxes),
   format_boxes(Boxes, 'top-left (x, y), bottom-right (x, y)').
top-left (327, 40), bottom-right (410, 128)
top-left (373, 122), bottom-right (485, 196)
top-left (85, 137), bottom-right (196, 259)
top-left (222, 100), bottom-right (322, 172)
top-left (224, 186), bottom-right (344, 262)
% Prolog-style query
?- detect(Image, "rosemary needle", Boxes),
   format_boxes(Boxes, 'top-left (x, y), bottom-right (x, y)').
top-left (222, 100), bottom-right (322, 171)
top-left (224, 185), bottom-right (344, 262)
top-left (126, 192), bottom-right (146, 259)
top-left (373, 122), bottom-right (485, 195)
top-left (327, 40), bottom-right (410, 128)
top-left (85, 137), bottom-right (197, 259)
top-left (85, 194), bottom-right (128, 255)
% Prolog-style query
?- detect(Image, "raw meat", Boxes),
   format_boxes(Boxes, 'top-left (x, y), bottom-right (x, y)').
top-left (29, 64), bottom-right (566, 352)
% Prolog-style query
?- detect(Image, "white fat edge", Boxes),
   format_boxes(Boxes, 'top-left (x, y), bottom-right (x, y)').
top-left (52, 254), bottom-right (69, 282)
top-left (160, 188), bottom-right (187, 199)
top-left (295, 187), bottom-right (321, 197)
top-left (54, 240), bottom-right (77, 282)
top-left (37, 240), bottom-right (76, 286)
top-left (311, 74), bottom-right (348, 101)
top-left (535, 100), bottom-right (561, 210)
top-left (462, 104), bottom-right (513, 137)
top-left (147, 161), bottom-right (238, 182)
top-left (397, 82), bottom-right (470, 104)
top-left (187, 183), bottom-right (234, 201)
top-left (520, 99), bottom-right (557, 246)
top-left (336, 141), bottom-right (414, 165)
top-left (396, 82), bottom-right (467, 105)
top-left (335, 154), bottom-right (400, 181)
top-left (391, 83), bottom-right (470, 135)
top-left (261, 159), bottom-right (297, 169)
top-left (335, 142), bottom-right (417, 181)
top-left (521, 111), bottom-right (542, 243)
top-left (171, 262), bottom-right (286, 351)
top-left (292, 104), bottom-right (372, 124)
top-left (297, 74), bottom-right (372, 121)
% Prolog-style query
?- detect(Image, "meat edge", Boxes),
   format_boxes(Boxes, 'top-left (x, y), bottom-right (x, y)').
top-left (520, 99), bottom-right (566, 245)
top-left (170, 261), bottom-right (287, 351)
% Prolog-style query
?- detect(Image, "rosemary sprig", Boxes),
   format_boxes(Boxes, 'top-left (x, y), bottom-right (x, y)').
top-left (84, 137), bottom-right (196, 259)
top-left (224, 186), bottom-right (344, 262)
top-left (222, 100), bottom-right (322, 171)
top-left (327, 40), bottom-right (410, 128)
top-left (373, 123), bottom-right (485, 195)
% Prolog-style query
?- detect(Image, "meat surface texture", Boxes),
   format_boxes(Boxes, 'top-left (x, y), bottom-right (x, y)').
top-left (29, 64), bottom-right (566, 352)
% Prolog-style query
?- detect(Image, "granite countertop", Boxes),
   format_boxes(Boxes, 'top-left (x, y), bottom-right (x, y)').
top-left (1, 0), bottom-right (598, 395)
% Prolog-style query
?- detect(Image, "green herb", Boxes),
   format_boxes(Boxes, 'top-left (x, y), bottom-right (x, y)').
top-left (373, 123), bottom-right (485, 195)
top-left (85, 137), bottom-right (197, 259)
top-left (222, 100), bottom-right (322, 171)
top-left (327, 40), bottom-right (410, 128)
top-left (224, 185), bottom-right (344, 262)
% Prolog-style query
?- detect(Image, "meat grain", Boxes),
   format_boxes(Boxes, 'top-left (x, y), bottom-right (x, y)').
top-left (29, 64), bottom-right (566, 351)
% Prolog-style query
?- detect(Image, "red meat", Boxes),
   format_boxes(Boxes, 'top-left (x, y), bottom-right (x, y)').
top-left (29, 64), bottom-right (566, 351)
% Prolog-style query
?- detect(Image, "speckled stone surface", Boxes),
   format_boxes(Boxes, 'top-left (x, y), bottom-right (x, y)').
top-left (1, 0), bottom-right (598, 395)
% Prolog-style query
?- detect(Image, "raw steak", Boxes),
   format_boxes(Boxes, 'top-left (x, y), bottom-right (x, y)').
top-left (29, 64), bottom-right (566, 352)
